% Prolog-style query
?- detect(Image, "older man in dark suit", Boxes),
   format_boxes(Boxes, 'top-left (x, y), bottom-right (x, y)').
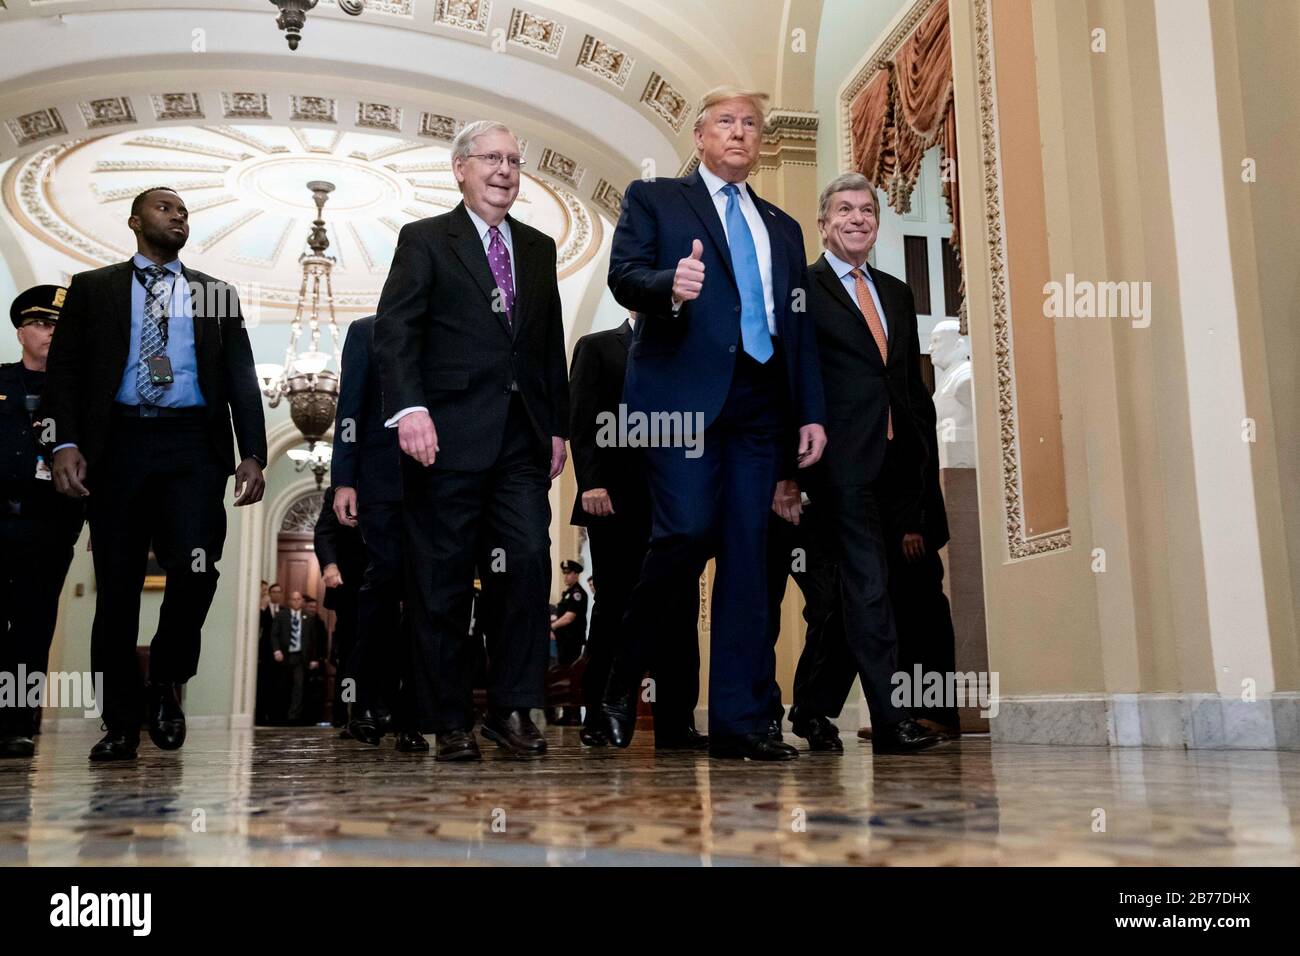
top-left (374, 120), bottom-right (568, 761)
top-left (600, 87), bottom-right (827, 761)
top-left (43, 186), bottom-right (266, 761)
top-left (770, 172), bottom-right (943, 755)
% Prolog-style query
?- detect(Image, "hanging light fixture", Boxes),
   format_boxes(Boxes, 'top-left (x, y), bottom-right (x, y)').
top-left (270, 0), bottom-right (364, 51)
top-left (259, 180), bottom-right (343, 473)
top-left (286, 441), bottom-right (333, 489)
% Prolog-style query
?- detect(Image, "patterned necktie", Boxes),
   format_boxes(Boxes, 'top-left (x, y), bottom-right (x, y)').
top-left (851, 268), bottom-right (893, 440)
top-left (136, 264), bottom-right (171, 404)
top-left (289, 612), bottom-right (301, 653)
top-left (721, 183), bottom-right (774, 363)
top-left (486, 225), bottom-right (515, 328)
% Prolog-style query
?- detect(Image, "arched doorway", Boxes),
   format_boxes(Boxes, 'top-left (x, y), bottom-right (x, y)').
top-left (255, 488), bottom-right (328, 727)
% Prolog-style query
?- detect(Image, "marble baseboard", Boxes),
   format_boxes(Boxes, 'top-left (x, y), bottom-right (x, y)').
top-left (992, 693), bottom-right (1300, 750)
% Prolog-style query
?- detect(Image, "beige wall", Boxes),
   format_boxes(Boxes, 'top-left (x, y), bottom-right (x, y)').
top-left (949, 0), bottom-right (1297, 714)
top-left (1214, 0), bottom-right (1300, 689)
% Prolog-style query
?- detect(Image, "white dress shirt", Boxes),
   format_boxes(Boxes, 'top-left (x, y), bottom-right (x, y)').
top-left (823, 248), bottom-right (888, 339)
top-left (385, 204), bottom-right (516, 427)
top-left (695, 163), bottom-right (778, 336)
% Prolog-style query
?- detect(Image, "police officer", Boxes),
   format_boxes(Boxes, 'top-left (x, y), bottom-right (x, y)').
top-left (0, 286), bottom-right (85, 758)
top-left (550, 559), bottom-right (587, 725)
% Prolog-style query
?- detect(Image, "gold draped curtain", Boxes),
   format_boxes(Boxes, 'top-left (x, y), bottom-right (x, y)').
top-left (849, 2), bottom-right (960, 264)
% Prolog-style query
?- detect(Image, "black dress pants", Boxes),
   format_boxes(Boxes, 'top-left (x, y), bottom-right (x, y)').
top-left (351, 500), bottom-right (416, 728)
top-left (87, 415), bottom-right (227, 732)
top-left (583, 508), bottom-right (700, 736)
top-left (401, 398), bottom-right (551, 734)
top-left (0, 503), bottom-right (82, 736)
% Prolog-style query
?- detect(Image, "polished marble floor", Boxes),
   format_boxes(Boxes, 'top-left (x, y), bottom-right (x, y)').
top-left (1, 726), bottom-right (1298, 865)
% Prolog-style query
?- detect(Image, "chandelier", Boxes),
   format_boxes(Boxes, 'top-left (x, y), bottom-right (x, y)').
top-left (270, 0), bottom-right (363, 51)
top-left (287, 441), bottom-right (333, 489)
top-left (257, 180), bottom-right (343, 479)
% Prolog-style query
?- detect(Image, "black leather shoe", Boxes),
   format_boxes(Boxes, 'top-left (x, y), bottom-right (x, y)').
top-left (767, 719), bottom-right (784, 741)
top-left (395, 730), bottom-right (429, 753)
top-left (347, 710), bottom-right (383, 746)
top-left (435, 728), bottom-right (481, 762)
top-left (482, 709), bottom-right (547, 756)
top-left (579, 724), bottom-right (609, 747)
top-left (655, 727), bottom-right (709, 750)
top-left (0, 735), bottom-right (35, 759)
top-left (709, 733), bottom-right (799, 761)
top-left (89, 730), bottom-right (139, 762)
top-left (601, 692), bottom-right (638, 749)
top-left (872, 718), bottom-right (945, 755)
top-left (147, 683), bottom-right (186, 751)
top-left (792, 715), bottom-right (844, 752)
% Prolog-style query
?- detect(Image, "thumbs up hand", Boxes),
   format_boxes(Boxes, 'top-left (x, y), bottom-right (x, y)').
top-left (673, 238), bottom-right (706, 304)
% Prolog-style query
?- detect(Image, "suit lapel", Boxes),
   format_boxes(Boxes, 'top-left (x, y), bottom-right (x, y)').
top-left (680, 172), bottom-right (735, 285)
top-left (813, 255), bottom-right (886, 369)
top-left (614, 318), bottom-right (631, 352)
top-left (505, 214), bottom-right (537, 340)
top-left (112, 261), bottom-right (134, 350)
top-left (182, 265), bottom-right (205, 356)
top-left (448, 204), bottom-right (512, 339)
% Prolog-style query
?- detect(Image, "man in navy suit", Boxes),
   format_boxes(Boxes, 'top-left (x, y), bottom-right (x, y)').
top-left (600, 87), bottom-right (827, 761)
top-left (330, 315), bottom-right (424, 752)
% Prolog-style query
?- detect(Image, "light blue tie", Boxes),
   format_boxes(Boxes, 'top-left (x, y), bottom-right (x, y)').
top-left (722, 183), bottom-right (774, 363)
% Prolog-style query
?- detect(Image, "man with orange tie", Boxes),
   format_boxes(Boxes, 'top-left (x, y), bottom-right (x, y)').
top-left (770, 172), bottom-right (943, 755)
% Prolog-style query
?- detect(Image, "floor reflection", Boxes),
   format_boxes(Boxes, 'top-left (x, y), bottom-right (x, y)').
top-left (0, 728), bottom-right (1297, 865)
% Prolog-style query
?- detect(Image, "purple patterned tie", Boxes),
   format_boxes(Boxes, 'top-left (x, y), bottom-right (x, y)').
top-left (487, 225), bottom-right (515, 327)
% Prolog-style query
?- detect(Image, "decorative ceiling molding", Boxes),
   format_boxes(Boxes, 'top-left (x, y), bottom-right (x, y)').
top-left (417, 112), bottom-right (461, 141)
top-left (222, 92), bottom-right (272, 120)
top-left (80, 98), bottom-right (137, 130)
top-left (7, 108), bottom-right (67, 147)
top-left (204, 127), bottom-right (286, 155)
top-left (508, 9), bottom-right (564, 57)
top-left (576, 35), bottom-right (634, 89)
top-left (591, 178), bottom-right (623, 220)
top-left (151, 93), bottom-right (204, 121)
top-left (291, 127), bottom-right (341, 153)
top-left (289, 95), bottom-right (338, 124)
top-left (434, 0), bottom-right (491, 34)
top-left (94, 159), bottom-right (231, 173)
top-left (356, 102), bottom-right (403, 132)
top-left (2, 126), bottom-right (603, 303)
top-left (320, 0), bottom-right (414, 15)
top-left (537, 146), bottom-right (584, 188)
top-left (94, 178), bottom-right (225, 203)
top-left (763, 109), bottom-right (818, 143)
top-left (641, 73), bottom-right (689, 132)
top-left (127, 134), bottom-right (254, 161)
top-left (349, 139), bottom-right (421, 162)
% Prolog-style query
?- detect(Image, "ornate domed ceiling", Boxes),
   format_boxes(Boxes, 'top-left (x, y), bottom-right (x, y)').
top-left (2, 124), bottom-right (601, 314)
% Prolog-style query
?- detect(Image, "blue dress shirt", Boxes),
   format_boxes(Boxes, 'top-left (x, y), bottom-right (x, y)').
top-left (115, 253), bottom-right (206, 407)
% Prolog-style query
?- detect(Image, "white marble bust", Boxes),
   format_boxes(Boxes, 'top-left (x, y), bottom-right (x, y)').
top-left (929, 320), bottom-right (975, 468)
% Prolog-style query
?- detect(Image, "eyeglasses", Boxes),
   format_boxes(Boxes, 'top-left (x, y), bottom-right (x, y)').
top-left (465, 152), bottom-right (525, 170)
